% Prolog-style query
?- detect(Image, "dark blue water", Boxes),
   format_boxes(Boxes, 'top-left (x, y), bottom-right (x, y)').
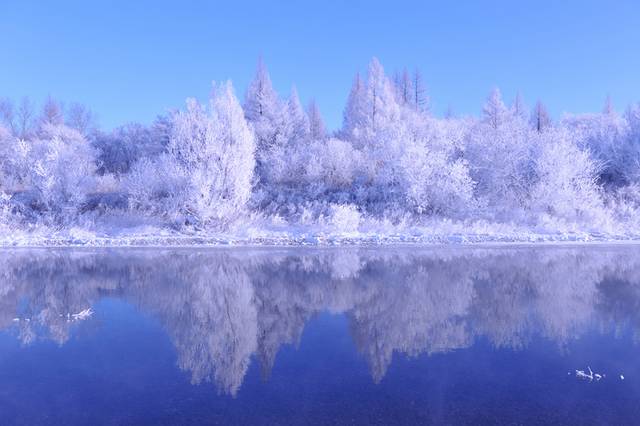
top-left (1, 246), bottom-right (640, 425)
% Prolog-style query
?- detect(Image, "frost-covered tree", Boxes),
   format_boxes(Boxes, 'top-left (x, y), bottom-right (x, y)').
top-left (284, 87), bottom-right (310, 145)
top-left (529, 128), bottom-right (605, 222)
top-left (625, 105), bottom-right (640, 178)
top-left (244, 58), bottom-right (286, 184)
top-left (306, 137), bottom-right (362, 190)
top-left (562, 103), bottom-right (632, 186)
top-left (16, 97), bottom-right (35, 139)
top-left (165, 81), bottom-right (255, 225)
top-left (93, 118), bottom-right (168, 176)
top-left (39, 96), bottom-right (64, 129)
top-left (366, 58), bottom-right (400, 134)
top-left (511, 92), bottom-right (528, 122)
top-left (344, 59), bottom-right (469, 214)
top-left (66, 103), bottom-right (96, 136)
top-left (124, 154), bottom-right (186, 218)
top-left (413, 69), bottom-right (428, 112)
top-left (394, 68), bottom-right (413, 106)
top-left (344, 59), bottom-right (399, 146)
top-left (254, 86), bottom-right (313, 187)
top-left (0, 99), bottom-right (16, 135)
top-left (24, 124), bottom-right (98, 219)
top-left (342, 58), bottom-right (403, 142)
top-left (1, 97), bottom-right (36, 139)
top-left (467, 88), bottom-right (534, 212)
top-left (0, 125), bottom-right (13, 191)
top-left (531, 100), bottom-right (552, 133)
top-left (482, 88), bottom-right (510, 130)
top-left (402, 118), bottom-right (475, 216)
top-left (244, 58), bottom-right (280, 124)
top-left (307, 100), bottom-right (326, 141)
top-left (2, 58), bottom-right (639, 236)
top-left (342, 72), bottom-right (367, 139)
top-left (345, 59), bottom-right (404, 206)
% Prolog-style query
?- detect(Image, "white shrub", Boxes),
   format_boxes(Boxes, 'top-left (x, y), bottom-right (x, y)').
top-left (402, 119), bottom-right (475, 216)
top-left (124, 154), bottom-right (187, 219)
top-left (529, 128), bottom-right (605, 222)
top-left (306, 138), bottom-right (363, 189)
top-left (27, 124), bottom-right (97, 214)
top-left (327, 204), bottom-right (361, 232)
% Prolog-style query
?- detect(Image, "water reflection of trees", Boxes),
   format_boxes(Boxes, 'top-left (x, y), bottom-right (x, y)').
top-left (1, 246), bottom-right (640, 395)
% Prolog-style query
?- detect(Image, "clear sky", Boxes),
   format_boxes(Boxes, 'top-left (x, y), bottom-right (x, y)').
top-left (1, 0), bottom-right (638, 131)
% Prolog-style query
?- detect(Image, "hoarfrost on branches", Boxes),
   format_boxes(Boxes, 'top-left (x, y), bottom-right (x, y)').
top-left (1, 57), bottom-right (640, 243)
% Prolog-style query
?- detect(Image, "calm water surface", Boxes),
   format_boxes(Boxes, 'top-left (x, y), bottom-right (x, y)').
top-left (1, 246), bottom-right (640, 425)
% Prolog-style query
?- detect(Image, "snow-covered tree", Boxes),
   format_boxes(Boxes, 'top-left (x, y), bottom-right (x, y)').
top-left (402, 118), bottom-right (475, 216)
top-left (16, 97), bottom-right (35, 139)
top-left (244, 58), bottom-right (286, 185)
top-left (0, 125), bottom-right (13, 191)
top-left (529, 128), bottom-right (605, 222)
top-left (346, 62), bottom-right (398, 149)
top-left (306, 137), bottom-right (362, 190)
top-left (562, 106), bottom-right (631, 186)
top-left (284, 87), bottom-right (310, 145)
top-left (307, 100), bottom-right (326, 141)
top-left (1, 58), bottom-right (639, 236)
top-left (467, 88), bottom-right (534, 212)
top-left (26, 124), bottom-right (98, 218)
top-left (394, 68), bottom-right (413, 106)
top-left (0, 99), bottom-right (16, 135)
top-left (511, 92), bottom-right (528, 122)
top-left (343, 58), bottom-right (400, 144)
top-left (482, 88), bottom-right (510, 130)
top-left (167, 81), bottom-right (255, 225)
top-left (39, 96), bottom-right (64, 129)
top-left (531, 100), bottom-right (552, 133)
top-left (412, 69), bottom-right (428, 112)
top-left (66, 103), bottom-right (96, 136)
top-left (94, 118), bottom-right (168, 176)
top-left (342, 72), bottom-right (367, 139)
top-left (365, 58), bottom-right (400, 134)
top-left (244, 58), bottom-right (279, 124)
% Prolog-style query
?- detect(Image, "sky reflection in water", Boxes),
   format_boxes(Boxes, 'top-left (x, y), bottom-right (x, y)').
top-left (1, 246), bottom-right (640, 424)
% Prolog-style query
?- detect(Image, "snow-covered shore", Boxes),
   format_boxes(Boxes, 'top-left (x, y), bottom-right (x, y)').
top-left (2, 224), bottom-right (639, 247)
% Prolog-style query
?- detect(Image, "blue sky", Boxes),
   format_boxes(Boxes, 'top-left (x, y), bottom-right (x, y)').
top-left (1, 0), bottom-right (638, 130)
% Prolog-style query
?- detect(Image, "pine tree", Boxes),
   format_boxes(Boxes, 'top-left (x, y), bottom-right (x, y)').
top-left (393, 68), bottom-right (413, 106)
top-left (531, 100), bottom-right (551, 133)
top-left (285, 86), bottom-right (310, 144)
top-left (365, 57), bottom-right (398, 131)
top-left (244, 57), bottom-right (279, 122)
top-left (511, 92), bottom-right (528, 122)
top-left (413, 69), bottom-right (428, 112)
top-left (342, 72), bottom-right (366, 135)
top-left (243, 57), bottom-right (286, 183)
top-left (40, 96), bottom-right (64, 128)
top-left (307, 100), bottom-right (326, 141)
top-left (482, 88), bottom-right (509, 129)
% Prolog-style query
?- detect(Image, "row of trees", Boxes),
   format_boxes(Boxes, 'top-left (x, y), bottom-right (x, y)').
top-left (1, 58), bottom-right (639, 232)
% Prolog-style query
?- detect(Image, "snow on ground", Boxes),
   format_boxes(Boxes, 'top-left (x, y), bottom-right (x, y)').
top-left (1, 217), bottom-right (639, 247)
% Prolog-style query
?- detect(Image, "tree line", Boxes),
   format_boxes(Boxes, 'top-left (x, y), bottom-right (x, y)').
top-left (1, 57), bottom-right (639, 233)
